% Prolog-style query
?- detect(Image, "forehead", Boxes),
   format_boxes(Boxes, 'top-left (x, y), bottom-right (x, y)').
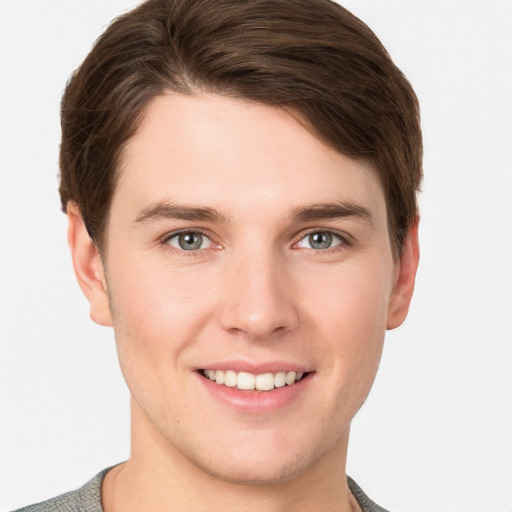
top-left (115, 93), bottom-right (386, 225)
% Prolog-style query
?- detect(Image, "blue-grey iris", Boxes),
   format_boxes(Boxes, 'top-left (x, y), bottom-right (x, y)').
top-left (309, 232), bottom-right (332, 250)
top-left (178, 232), bottom-right (203, 250)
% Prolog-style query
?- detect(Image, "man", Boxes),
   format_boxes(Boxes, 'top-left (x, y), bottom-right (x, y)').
top-left (16, 0), bottom-right (421, 510)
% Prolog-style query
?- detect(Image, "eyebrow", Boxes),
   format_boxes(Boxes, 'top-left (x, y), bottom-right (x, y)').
top-left (291, 201), bottom-right (373, 224)
top-left (134, 202), bottom-right (227, 224)
top-left (134, 200), bottom-right (372, 225)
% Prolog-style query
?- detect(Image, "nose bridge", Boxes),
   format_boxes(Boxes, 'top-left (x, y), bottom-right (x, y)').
top-left (218, 241), bottom-right (298, 340)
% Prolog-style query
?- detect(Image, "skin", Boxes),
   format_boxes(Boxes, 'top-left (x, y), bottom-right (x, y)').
top-left (68, 93), bottom-right (419, 512)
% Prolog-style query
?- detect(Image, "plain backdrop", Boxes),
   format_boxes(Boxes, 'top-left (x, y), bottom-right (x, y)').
top-left (1, 1), bottom-right (511, 511)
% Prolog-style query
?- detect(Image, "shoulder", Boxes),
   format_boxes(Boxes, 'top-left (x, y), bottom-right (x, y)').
top-left (10, 469), bottom-right (109, 512)
top-left (348, 476), bottom-right (391, 512)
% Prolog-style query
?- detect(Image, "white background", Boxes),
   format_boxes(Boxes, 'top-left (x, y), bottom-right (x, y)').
top-left (0, 1), bottom-right (511, 510)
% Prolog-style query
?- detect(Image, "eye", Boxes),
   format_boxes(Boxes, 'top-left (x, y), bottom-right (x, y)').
top-left (296, 231), bottom-right (344, 250)
top-left (166, 231), bottom-right (212, 251)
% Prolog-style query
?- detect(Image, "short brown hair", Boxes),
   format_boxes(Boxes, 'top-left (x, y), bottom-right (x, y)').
top-left (59, 0), bottom-right (422, 255)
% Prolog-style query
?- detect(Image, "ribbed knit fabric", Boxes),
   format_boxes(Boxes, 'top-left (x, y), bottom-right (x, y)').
top-left (13, 469), bottom-right (108, 512)
top-left (348, 476), bottom-right (390, 512)
top-left (13, 469), bottom-right (389, 512)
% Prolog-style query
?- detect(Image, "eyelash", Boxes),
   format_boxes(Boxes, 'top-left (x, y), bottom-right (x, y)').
top-left (160, 229), bottom-right (216, 257)
top-left (160, 228), bottom-right (351, 255)
top-left (293, 229), bottom-right (351, 252)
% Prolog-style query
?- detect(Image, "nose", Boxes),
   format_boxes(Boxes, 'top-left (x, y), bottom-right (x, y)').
top-left (218, 248), bottom-right (299, 341)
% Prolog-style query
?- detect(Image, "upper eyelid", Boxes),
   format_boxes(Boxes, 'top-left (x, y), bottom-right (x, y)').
top-left (295, 231), bottom-right (344, 248)
top-left (160, 229), bottom-right (218, 256)
top-left (293, 227), bottom-right (352, 245)
top-left (160, 227), bottom-right (212, 243)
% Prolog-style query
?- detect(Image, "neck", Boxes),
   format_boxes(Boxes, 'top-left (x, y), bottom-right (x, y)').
top-left (102, 400), bottom-right (359, 512)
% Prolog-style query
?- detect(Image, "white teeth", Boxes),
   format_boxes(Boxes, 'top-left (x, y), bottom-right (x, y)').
top-left (215, 369), bottom-right (225, 385)
top-left (255, 373), bottom-right (274, 391)
top-left (203, 369), bottom-right (306, 391)
top-left (274, 371), bottom-right (286, 388)
top-left (237, 372), bottom-right (255, 390)
top-left (224, 370), bottom-right (237, 387)
top-left (285, 371), bottom-right (296, 385)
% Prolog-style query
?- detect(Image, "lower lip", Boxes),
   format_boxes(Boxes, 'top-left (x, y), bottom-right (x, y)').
top-left (197, 372), bottom-right (312, 413)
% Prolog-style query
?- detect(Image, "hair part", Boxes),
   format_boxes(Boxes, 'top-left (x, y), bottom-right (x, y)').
top-left (59, 0), bottom-right (422, 256)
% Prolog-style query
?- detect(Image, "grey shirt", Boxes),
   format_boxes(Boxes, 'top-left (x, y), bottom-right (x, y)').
top-left (13, 469), bottom-right (389, 512)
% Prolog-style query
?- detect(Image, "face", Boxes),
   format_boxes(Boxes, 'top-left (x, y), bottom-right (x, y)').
top-left (72, 93), bottom-right (417, 485)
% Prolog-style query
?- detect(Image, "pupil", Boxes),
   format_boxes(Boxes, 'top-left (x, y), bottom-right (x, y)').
top-left (310, 232), bottom-right (332, 249)
top-left (179, 233), bottom-right (202, 250)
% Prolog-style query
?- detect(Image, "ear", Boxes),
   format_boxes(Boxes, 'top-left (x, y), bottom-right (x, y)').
top-left (386, 220), bottom-right (420, 330)
top-left (67, 203), bottom-right (113, 327)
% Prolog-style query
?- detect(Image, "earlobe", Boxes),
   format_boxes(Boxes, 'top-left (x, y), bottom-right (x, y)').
top-left (386, 220), bottom-right (420, 330)
top-left (67, 203), bottom-right (113, 327)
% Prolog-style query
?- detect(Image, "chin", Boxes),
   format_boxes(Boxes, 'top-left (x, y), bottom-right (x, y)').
top-left (190, 450), bottom-right (314, 486)
top-left (171, 425), bottom-right (336, 487)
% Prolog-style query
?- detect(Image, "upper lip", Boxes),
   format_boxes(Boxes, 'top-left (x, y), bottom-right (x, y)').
top-left (195, 360), bottom-right (312, 374)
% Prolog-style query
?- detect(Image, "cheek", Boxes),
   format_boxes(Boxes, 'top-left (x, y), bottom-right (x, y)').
top-left (301, 262), bottom-right (392, 386)
top-left (304, 260), bottom-right (392, 337)
top-left (109, 252), bottom-right (215, 327)
top-left (106, 262), bottom-right (218, 422)
top-left (107, 258), bottom-right (237, 391)
top-left (105, 257), bottom-right (215, 376)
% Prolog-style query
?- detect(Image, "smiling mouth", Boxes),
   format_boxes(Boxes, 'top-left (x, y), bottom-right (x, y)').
top-left (199, 369), bottom-right (309, 392)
